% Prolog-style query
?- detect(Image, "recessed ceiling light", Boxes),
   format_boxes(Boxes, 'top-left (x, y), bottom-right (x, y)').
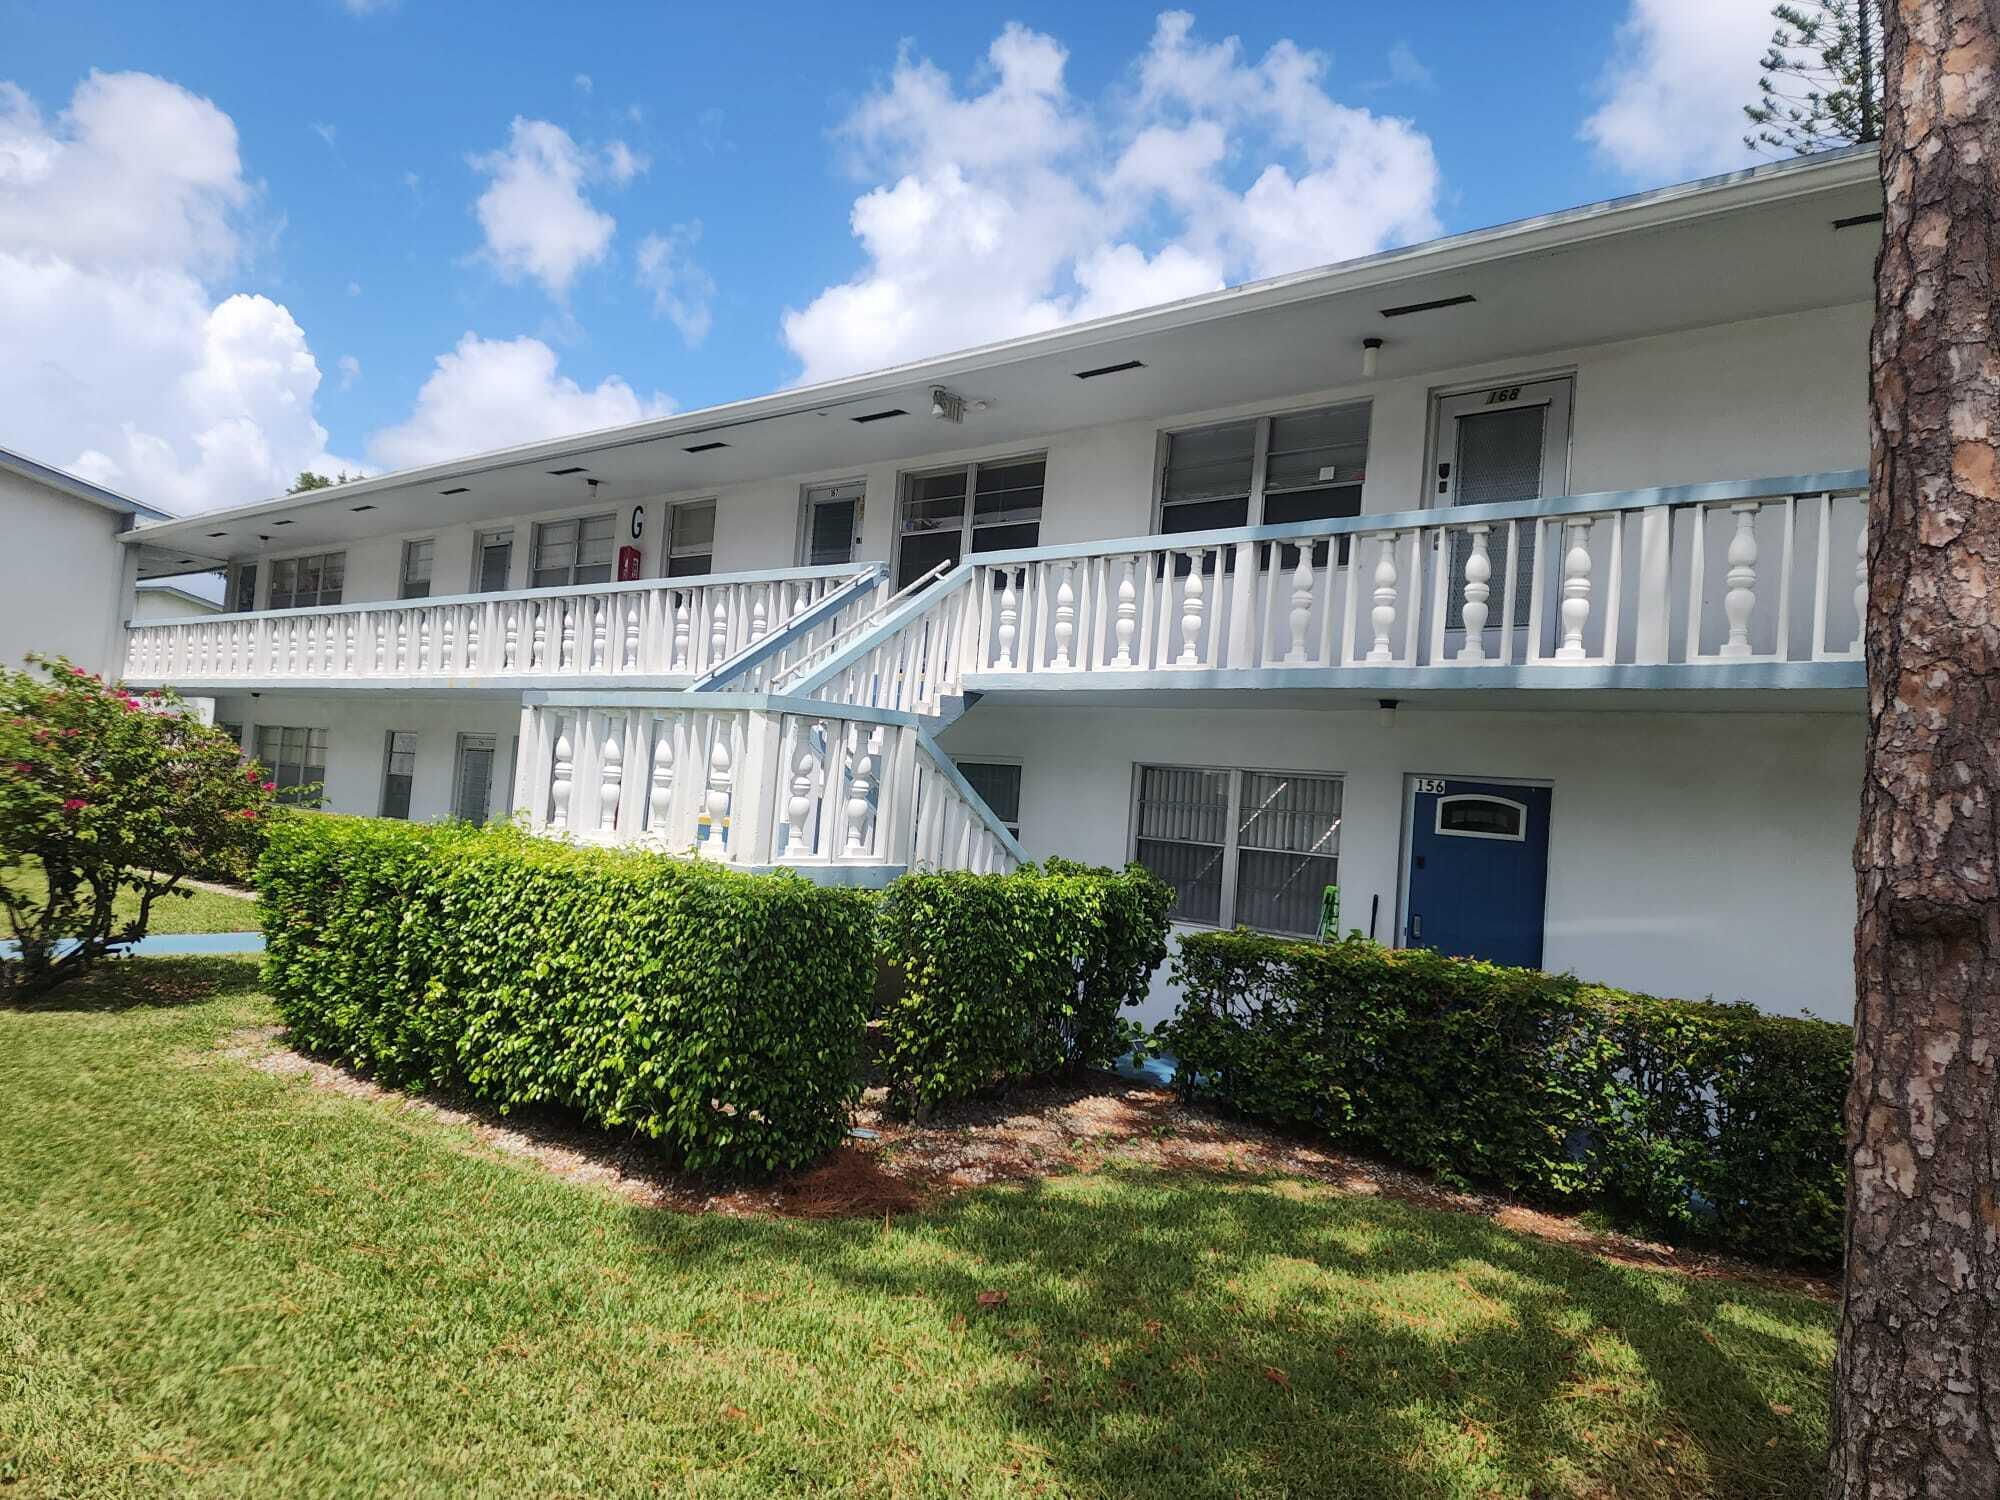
top-left (1074, 359), bottom-right (1145, 380)
top-left (548, 466), bottom-right (589, 476)
top-left (349, 503), bottom-right (376, 512)
top-left (440, 487), bottom-right (470, 496)
top-left (1832, 212), bottom-right (1883, 230)
top-left (851, 408), bottom-right (907, 424)
top-left (683, 441), bottom-right (729, 453)
top-left (272, 519), bottom-right (294, 526)
top-left (1379, 293), bottom-right (1476, 318)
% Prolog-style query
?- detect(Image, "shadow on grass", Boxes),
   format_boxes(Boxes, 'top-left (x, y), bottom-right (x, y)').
top-left (4, 953), bottom-right (265, 1013)
top-left (626, 1170), bottom-right (1831, 1500)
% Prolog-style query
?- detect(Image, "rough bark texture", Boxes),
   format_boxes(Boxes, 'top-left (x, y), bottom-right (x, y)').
top-left (1831, 2), bottom-right (2000, 1496)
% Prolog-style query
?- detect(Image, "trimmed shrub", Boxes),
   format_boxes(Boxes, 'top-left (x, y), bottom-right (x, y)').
top-left (1162, 931), bottom-right (1850, 1265)
top-left (876, 858), bottom-right (1172, 1116)
top-left (259, 815), bottom-right (876, 1175)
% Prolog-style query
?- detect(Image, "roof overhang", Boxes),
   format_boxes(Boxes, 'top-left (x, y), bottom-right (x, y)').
top-left (1, 445), bottom-right (167, 523)
top-left (126, 145), bottom-right (1882, 570)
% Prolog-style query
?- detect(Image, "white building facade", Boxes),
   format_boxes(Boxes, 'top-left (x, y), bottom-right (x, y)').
top-left (118, 149), bottom-right (1881, 1024)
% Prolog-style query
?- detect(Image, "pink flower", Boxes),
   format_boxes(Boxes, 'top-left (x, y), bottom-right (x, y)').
top-left (70, 666), bottom-right (88, 677)
top-left (10, 762), bottom-right (29, 774)
top-left (262, 781), bottom-right (276, 792)
top-left (241, 808), bottom-right (259, 820)
top-left (62, 798), bottom-right (87, 812)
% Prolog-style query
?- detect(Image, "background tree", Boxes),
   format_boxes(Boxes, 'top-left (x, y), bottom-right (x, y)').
top-left (1744, 1), bottom-right (1884, 154)
top-left (1831, 1), bottom-right (2000, 1494)
top-left (288, 470), bottom-right (363, 493)
top-left (0, 659), bottom-right (272, 997)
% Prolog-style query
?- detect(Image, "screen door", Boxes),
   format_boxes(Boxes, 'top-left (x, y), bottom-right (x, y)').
top-left (802, 480), bottom-right (865, 566)
top-left (453, 734), bottom-right (497, 826)
top-left (1433, 377), bottom-right (1572, 630)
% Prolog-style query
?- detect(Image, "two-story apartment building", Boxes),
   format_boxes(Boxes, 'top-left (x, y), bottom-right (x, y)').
top-left (119, 146), bottom-right (1880, 1024)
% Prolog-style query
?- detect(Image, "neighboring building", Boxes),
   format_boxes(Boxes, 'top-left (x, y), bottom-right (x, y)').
top-left (0, 446), bottom-right (167, 676)
top-left (131, 579), bottom-right (227, 624)
top-left (119, 147), bottom-right (1880, 1023)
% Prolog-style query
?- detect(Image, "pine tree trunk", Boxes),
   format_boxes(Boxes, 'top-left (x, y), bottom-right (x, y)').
top-left (1830, 2), bottom-right (2000, 1496)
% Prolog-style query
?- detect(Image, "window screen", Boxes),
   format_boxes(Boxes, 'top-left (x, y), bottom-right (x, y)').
top-left (1448, 404), bottom-right (1546, 629)
top-left (896, 457), bottom-right (1044, 590)
top-left (231, 563), bottom-right (257, 612)
top-left (400, 539), bottom-right (434, 600)
top-left (1234, 772), bottom-right (1343, 937)
top-left (531, 514), bottom-right (615, 588)
top-left (381, 731), bottom-right (417, 819)
top-left (970, 458), bottom-right (1044, 553)
top-left (476, 530), bottom-right (513, 593)
top-left (667, 501), bottom-right (716, 578)
top-left (1134, 766), bottom-right (1230, 924)
top-left (1160, 421), bottom-right (1254, 534)
top-left (955, 761), bottom-right (1022, 839)
top-left (266, 552), bottom-right (345, 610)
top-left (255, 725), bottom-right (327, 803)
top-left (804, 482), bottom-right (863, 565)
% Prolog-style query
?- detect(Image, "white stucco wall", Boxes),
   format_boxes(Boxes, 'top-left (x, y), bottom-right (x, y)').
top-left (213, 303), bottom-right (1870, 612)
top-left (938, 702), bottom-right (1862, 1026)
top-left (0, 469), bottom-right (135, 676)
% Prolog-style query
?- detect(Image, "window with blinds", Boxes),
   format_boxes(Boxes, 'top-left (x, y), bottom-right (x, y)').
top-left (380, 731), bottom-right (417, 819)
top-left (1159, 401), bottom-right (1369, 554)
top-left (531, 514), bottom-right (615, 588)
top-left (1133, 764), bottom-right (1342, 936)
top-left (667, 500), bottom-right (716, 577)
top-left (954, 760), bottom-right (1023, 839)
top-left (266, 552), bottom-right (345, 610)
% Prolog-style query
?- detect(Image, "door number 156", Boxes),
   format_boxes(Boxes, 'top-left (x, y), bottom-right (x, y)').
top-left (1414, 777), bottom-right (1449, 794)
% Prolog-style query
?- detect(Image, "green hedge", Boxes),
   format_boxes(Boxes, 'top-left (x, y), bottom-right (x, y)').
top-left (1161, 931), bottom-right (1850, 1265)
top-left (876, 859), bottom-right (1172, 1116)
top-left (259, 815), bottom-right (876, 1175)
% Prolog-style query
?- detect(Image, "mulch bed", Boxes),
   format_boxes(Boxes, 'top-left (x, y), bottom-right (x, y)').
top-left (219, 1027), bottom-right (1836, 1301)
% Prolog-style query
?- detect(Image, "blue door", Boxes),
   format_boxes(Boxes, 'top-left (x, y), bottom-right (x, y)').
top-left (1404, 778), bottom-right (1552, 969)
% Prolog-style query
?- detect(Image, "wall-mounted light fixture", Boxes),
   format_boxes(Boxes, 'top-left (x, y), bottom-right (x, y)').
top-left (930, 386), bottom-right (965, 423)
top-left (1361, 337), bottom-right (1384, 378)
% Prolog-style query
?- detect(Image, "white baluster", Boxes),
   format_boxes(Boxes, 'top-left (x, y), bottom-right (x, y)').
top-left (342, 619), bottom-right (356, 674)
top-left (1286, 548), bottom-right (1314, 664)
top-left (702, 729), bottom-right (733, 857)
top-left (997, 572), bottom-right (1019, 669)
top-left (590, 600), bottom-right (608, 670)
top-left (598, 723), bottom-right (622, 832)
top-left (1367, 537), bottom-right (1398, 664)
top-left (503, 607), bottom-right (518, 670)
top-left (750, 591), bottom-right (769, 643)
top-left (1852, 518), bottom-right (1867, 654)
top-left (785, 748), bottom-right (816, 857)
top-left (1457, 523), bottom-right (1491, 663)
top-left (845, 730), bottom-right (877, 853)
top-left (624, 599), bottom-right (641, 670)
top-left (416, 611), bottom-right (430, 672)
top-left (439, 610), bottom-right (454, 671)
top-left (1720, 502), bottom-right (1760, 658)
top-left (1053, 565), bottom-right (1076, 668)
top-left (1556, 518), bottom-right (1595, 661)
top-left (466, 608), bottom-right (481, 669)
top-left (647, 726), bottom-right (673, 833)
top-left (672, 594), bottom-right (691, 671)
top-left (709, 596), bottom-right (728, 668)
top-left (560, 603), bottom-right (577, 670)
top-left (1178, 553), bottom-right (1205, 666)
top-left (550, 726), bottom-right (574, 830)
top-left (1113, 558), bottom-right (1137, 666)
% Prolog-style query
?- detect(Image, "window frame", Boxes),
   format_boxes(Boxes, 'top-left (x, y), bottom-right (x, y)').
top-left (453, 732), bottom-right (499, 826)
top-left (399, 538), bottom-right (435, 600)
top-left (264, 550), bottom-right (346, 611)
top-left (1129, 761), bottom-right (1345, 937)
top-left (1154, 400), bottom-right (1371, 539)
top-left (1434, 793), bottom-right (1528, 842)
top-left (952, 758), bottom-right (1023, 840)
top-left (380, 730), bottom-right (418, 819)
top-left (798, 478), bottom-right (866, 567)
top-left (530, 512), bottom-right (616, 590)
top-left (230, 562), bottom-right (258, 613)
top-left (253, 723), bottom-right (327, 805)
top-left (472, 528), bottom-right (515, 593)
top-left (893, 452), bottom-right (1046, 589)
top-left (665, 498), bottom-right (718, 579)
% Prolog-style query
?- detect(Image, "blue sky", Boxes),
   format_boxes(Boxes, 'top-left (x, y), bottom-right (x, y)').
top-left (1, 0), bottom-right (1781, 513)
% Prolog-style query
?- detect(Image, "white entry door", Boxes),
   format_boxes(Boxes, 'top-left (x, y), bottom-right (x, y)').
top-left (1432, 377), bottom-right (1573, 631)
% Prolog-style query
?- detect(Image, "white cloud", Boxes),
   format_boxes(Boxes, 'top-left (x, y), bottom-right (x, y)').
top-left (781, 11), bottom-right (1440, 384)
top-left (573, 72), bottom-right (593, 94)
top-left (0, 71), bottom-right (354, 513)
top-left (468, 117), bottom-right (617, 298)
top-left (603, 139), bottom-right (648, 185)
top-left (635, 222), bottom-right (715, 346)
top-left (366, 333), bottom-right (674, 469)
top-left (1582, 0), bottom-right (1773, 179)
top-left (337, 354), bottom-right (361, 389)
top-left (1385, 42), bottom-right (1435, 91)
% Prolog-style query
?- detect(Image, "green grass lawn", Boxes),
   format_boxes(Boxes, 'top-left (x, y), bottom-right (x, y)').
top-left (0, 958), bottom-right (1837, 1499)
top-left (1, 865), bottom-right (258, 937)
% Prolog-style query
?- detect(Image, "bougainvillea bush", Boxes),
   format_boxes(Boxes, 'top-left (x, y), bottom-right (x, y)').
top-left (0, 656), bottom-right (272, 997)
